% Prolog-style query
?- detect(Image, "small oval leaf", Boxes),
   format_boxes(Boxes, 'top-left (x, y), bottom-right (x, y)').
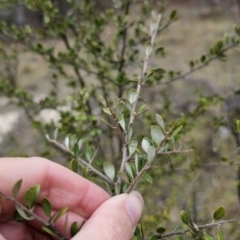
top-left (217, 228), bottom-right (225, 240)
top-left (128, 89), bottom-right (138, 104)
top-left (53, 128), bottom-right (58, 140)
top-left (156, 114), bottom-right (165, 130)
top-left (42, 197), bottom-right (52, 218)
top-left (85, 147), bottom-right (93, 162)
top-left (103, 162), bottom-right (115, 181)
top-left (71, 159), bottom-right (79, 173)
top-left (117, 171), bottom-right (130, 183)
top-left (98, 95), bottom-right (107, 107)
top-left (213, 206), bottom-right (225, 221)
top-left (71, 221), bottom-right (80, 237)
top-left (42, 226), bottom-right (58, 238)
top-left (125, 163), bottom-right (134, 180)
top-left (172, 125), bottom-right (183, 138)
top-left (142, 137), bottom-right (150, 153)
top-left (180, 210), bottom-right (190, 226)
top-left (203, 230), bottom-right (216, 240)
top-left (128, 138), bottom-right (138, 156)
top-left (151, 125), bottom-right (164, 146)
top-left (12, 179), bottom-right (22, 198)
top-left (147, 146), bottom-right (156, 164)
top-left (52, 206), bottom-right (68, 223)
top-left (24, 189), bottom-right (36, 209)
top-left (64, 136), bottom-right (70, 148)
top-left (15, 205), bottom-right (34, 220)
top-left (156, 227), bottom-right (166, 234)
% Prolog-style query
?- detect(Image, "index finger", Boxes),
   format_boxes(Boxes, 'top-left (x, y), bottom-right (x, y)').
top-left (0, 157), bottom-right (110, 218)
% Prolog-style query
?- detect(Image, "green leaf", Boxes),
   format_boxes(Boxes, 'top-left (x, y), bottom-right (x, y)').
top-left (151, 125), bottom-right (164, 145)
top-left (128, 89), bottom-right (138, 104)
top-left (128, 125), bottom-right (133, 139)
top-left (122, 98), bottom-right (132, 111)
top-left (114, 182), bottom-right (121, 195)
top-left (147, 146), bottom-right (156, 164)
top-left (142, 137), bottom-right (150, 153)
top-left (118, 114), bottom-right (126, 131)
top-left (101, 117), bottom-right (116, 128)
top-left (12, 179), bottom-right (22, 198)
top-left (103, 107), bottom-right (112, 115)
top-left (145, 45), bottom-right (152, 57)
top-left (63, 214), bottom-right (68, 236)
top-left (98, 95), bottom-right (107, 107)
top-left (85, 147), bottom-right (93, 162)
top-left (74, 143), bottom-right (79, 157)
top-left (156, 114), bottom-right (165, 130)
top-left (135, 154), bottom-right (139, 173)
top-left (71, 221), bottom-right (80, 237)
top-left (53, 128), bottom-right (58, 140)
top-left (15, 205), bottom-right (34, 220)
top-left (213, 206), bottom-right (225, 221)
top-left (42, 226), bottom-right (58, 238)
top-left (137, 104), bottom-right (146, 113)
top-left (103, 162), bottom-right (115, 181)
top-left (180, 210), bottom-right (190, 226)
top-left (117, 171), bottom-right (130, 183)
top-left (203, 230), bottom-right (216, 240)
top-left (42, 197), bottom-right (52, 218)
top-left (70, 135), bottom-right (77, 148)
top-left (172, 125), bottom-right (183, 138)
top-left (128, 138), bottom-right (138, 156)
top-left (116, 102), bottom-right (124, 119)
top-left (143, 172), bottom-right (153, 183)
top-left (170, 10), bottom-right (177, 20)
top-left (71, 159), bottom-right (78, 173)
top-left (24, 188), bottom-right (36, 209)
top-left (52, 206), bottom-right (68, 223)
top-left (13, 210), bottom-right (26, 222)
top-left (32, 184), bottom-right (40, 200)
top-left (125, 163), bottom-right (134, 180)
top-left (176, 236), bottom-right (183, 240)
top-left (156, 227), bottom-right (166, 234)
top-left (78, 139), bottom-right (83, 150)
top-left (237, 120), bottom-right (240, 132)
top-left (149, 235), bottom-right (158, 240)
top-left (217, 228), bottom-right (225, 240)
top-left (64, 136), bottom-right (70, 148)
top-left (102, 181), bottom-right (112, 196)
top-left (45, 134), bottom-right (50, 141)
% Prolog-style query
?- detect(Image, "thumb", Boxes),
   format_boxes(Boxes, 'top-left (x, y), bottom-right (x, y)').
top-left (73, 191), bottom-right (144, 240)
top-left (0, 234), bottom-right (6, 240)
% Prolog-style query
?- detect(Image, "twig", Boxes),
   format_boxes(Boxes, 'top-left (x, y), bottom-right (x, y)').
top-left (0, 191), bottom-right (68, 240)
top-left (162, 42), bottom-right (239, 85)
top-left (46, 138), bottom-right (113, 184)
top-left (125, 164), bottom-right (150, 193)
top-left (158, 149), bottom-right (192, 155)
top-left (117, 0), bottom-right (131, 98)
top-left (156, 219), bottom-right (239, 239)
top-left (107, 102), bottom-right (127, 147)
top-left (117, 14), bottom-right (162, 185)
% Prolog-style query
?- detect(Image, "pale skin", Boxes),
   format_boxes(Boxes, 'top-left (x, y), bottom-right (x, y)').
top-left (0, 157), bottom-right (144, 240)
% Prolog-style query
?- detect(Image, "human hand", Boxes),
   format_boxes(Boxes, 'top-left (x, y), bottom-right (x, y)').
top-left (0, 157), bottom-right (143, 240)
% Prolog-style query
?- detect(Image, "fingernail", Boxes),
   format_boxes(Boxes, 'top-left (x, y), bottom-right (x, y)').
top-left (124, 191), bottom-right (144, 226)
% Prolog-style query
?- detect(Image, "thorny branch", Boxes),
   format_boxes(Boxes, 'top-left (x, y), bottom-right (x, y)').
top-left (118, 13), bottom-right (162, 185)
top-left (155, 219), bottom-right (239, 239)
top-left (0, 191), bottom-right (69, 240)
top-left (162, 42), bottom-right (239, 85)
top-left (46, 137), bottom-right (113, 184)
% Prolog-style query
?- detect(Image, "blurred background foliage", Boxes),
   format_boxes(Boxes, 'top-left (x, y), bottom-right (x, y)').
top-left (0, 0), bottom-right (240, 239)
